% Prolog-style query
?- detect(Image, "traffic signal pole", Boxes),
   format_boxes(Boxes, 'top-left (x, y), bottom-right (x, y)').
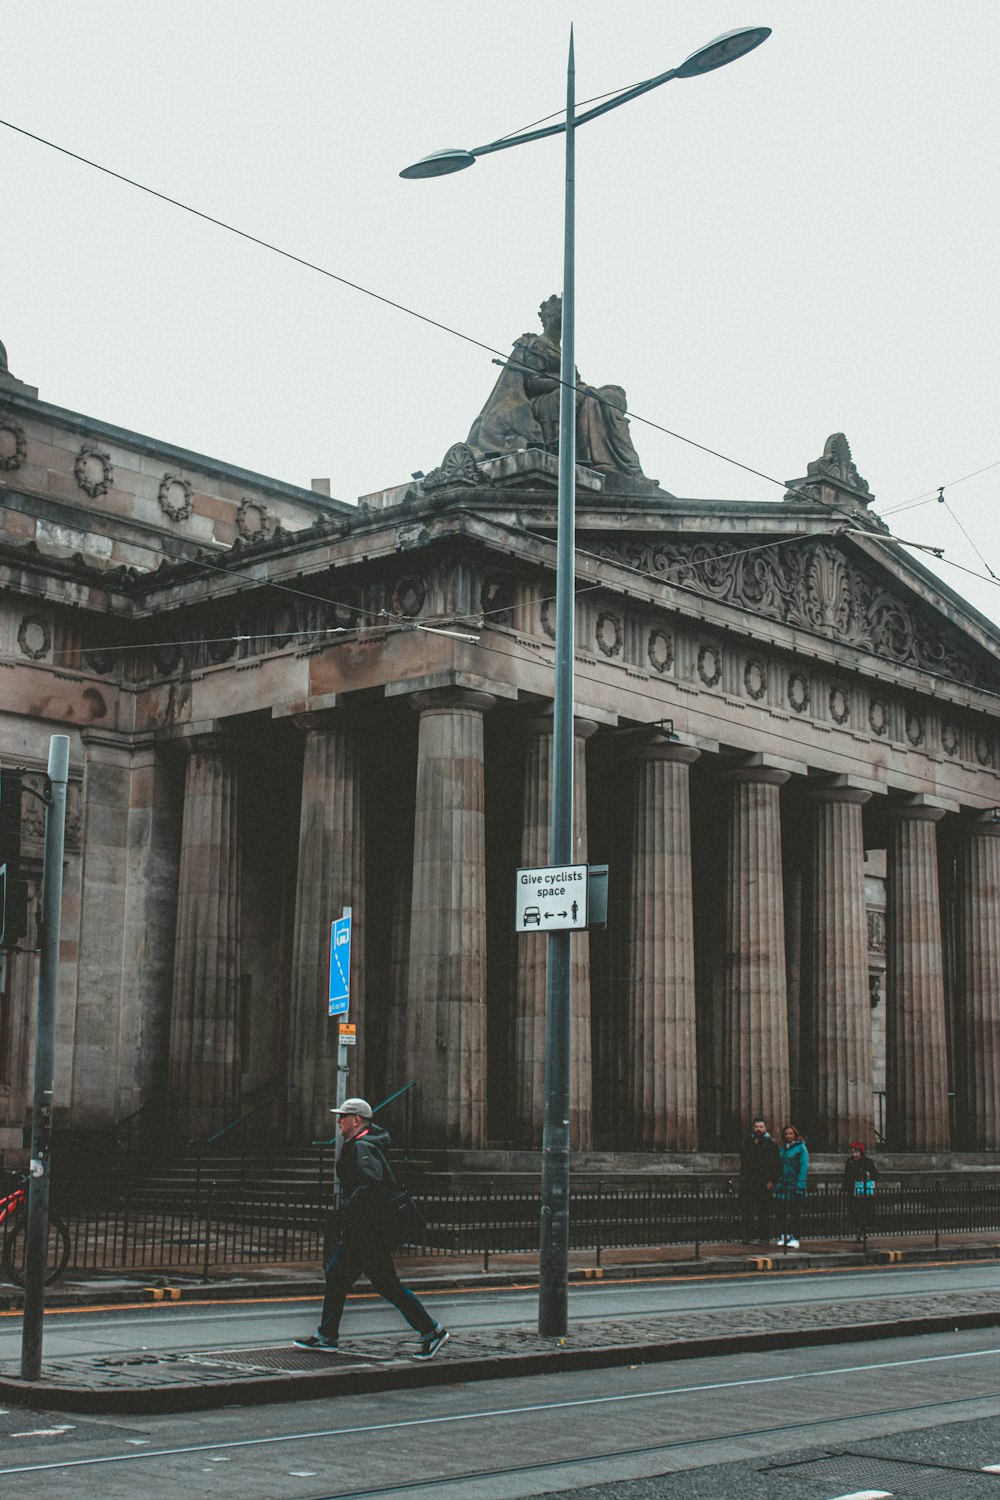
top-left (21, 735), bottom-right (70, 1382)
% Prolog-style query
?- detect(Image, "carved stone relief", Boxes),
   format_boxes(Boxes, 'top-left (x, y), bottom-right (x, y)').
top-left (540, 598), bottom-right (557, 641)
top-left (941, 721), bottom-right (960, 757)
top-left (785, 432), bottom-right (873, 505)
top-left (74, 446), bottom-right (113, 498)
top-left (868, 698), bottom-right (889, 737)
top-left (391, 576), bottom-right (426, 617)
top-left (975, 731), bottom-right (993, 767)
top-left (788, 672), bottom-right (810, 713)
top-left (905, 712), bottom-right (924, 747)
top-left (19, 773), bottom-right (81, 852)
top-left (829, 685), bottom-right (850, 725)
top-left (17, 615), bottom-right (51, 660)
top-left (158, 475), bottom-right (194, 523)
top-left (697, 643), bottom-right (722, 687)
top-left (744, 659), bottom-right (767, 700)
top-left (423, 442), bottom-right (494, 493)
top-left (0, 414), bottom-right (26, 470)
top-left (867, 909), bottom-right (887, 955)
top-left (236, 498), bottom-right (270, 541)
top-left (596, 612), bottom-right (623, 658)
top-left (597, 536), bottom-right (1000, 692)
top-left (647, 629), bottom-right (673, 674)
top-left (480, 577), bottom-right (514, 625)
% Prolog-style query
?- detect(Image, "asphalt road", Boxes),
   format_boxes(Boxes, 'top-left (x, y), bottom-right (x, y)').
top-left (1, 1325), bottom-right (999, 1498)
top-left (2, 1258), bottom-right (1000, 1363)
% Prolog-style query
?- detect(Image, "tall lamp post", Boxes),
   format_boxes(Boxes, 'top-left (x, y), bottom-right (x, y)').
top-left (402, 24), bottom-right (770, 1337)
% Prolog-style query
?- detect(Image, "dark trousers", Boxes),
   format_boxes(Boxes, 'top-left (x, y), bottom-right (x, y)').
top-left (318, 1238), bottom-right (436, 1342)
top-left (741, 1186), bottom-right (772, 1243)
top-left (777, 1190), bottom-right (804, 1241)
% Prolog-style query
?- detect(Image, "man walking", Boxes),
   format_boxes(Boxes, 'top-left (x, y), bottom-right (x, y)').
top-left (294, 1098), bottom-right (448, 1359)
top-left (739, 1117), bottom-right (781, 1245)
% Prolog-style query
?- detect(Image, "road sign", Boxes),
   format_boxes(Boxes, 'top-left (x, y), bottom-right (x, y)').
top-left (515, 863), bottom-right (588, 933)
top-left (328, 913), bottom-right (352, 1016)
top-left (338, 1022), bottom-right (357, 1046)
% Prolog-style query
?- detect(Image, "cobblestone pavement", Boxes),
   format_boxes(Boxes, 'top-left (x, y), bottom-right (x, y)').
top-left (3, 1279), bottom-right (999, 1413)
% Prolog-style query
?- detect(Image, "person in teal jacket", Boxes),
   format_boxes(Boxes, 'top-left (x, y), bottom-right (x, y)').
top-left (775, 1124), bottom-right (809, 1249)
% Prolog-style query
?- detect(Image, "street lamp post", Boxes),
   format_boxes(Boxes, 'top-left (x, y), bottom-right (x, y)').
top-left (402, 24), bottom-right (770, 1337)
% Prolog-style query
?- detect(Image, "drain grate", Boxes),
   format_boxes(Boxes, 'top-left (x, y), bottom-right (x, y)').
top-left (768, 1451), bottom-right (1000, 1496)
top-left (183, 1345), bottom-right (394, 1372)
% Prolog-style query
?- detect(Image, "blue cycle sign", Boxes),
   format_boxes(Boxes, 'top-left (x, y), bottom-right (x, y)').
top-left (328, 914), bottom-right (352, 1016)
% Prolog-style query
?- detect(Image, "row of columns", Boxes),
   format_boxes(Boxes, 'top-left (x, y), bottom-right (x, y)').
top-left (163, 693), bottom-right (1000, 1153)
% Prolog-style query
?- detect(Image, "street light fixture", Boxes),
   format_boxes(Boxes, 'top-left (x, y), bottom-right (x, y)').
top-left (402, 24), bottom-right (770, 1337)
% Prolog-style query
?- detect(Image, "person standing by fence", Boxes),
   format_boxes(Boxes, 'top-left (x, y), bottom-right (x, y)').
top-left (841, 1141), bottom-right (879, 1244)
top-left (294, 1098), bottom-right (448, 1359)
top-left (775, 1124), bottom-right (809, 1250)
top-left (739, 1117), bottom-right (782, 1246)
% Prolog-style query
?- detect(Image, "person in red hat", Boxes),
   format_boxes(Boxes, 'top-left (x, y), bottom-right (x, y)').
top-left (294, 1098), bottom-right (447, 1359)
top-left (841, 1141), bottom-right (879, 1244)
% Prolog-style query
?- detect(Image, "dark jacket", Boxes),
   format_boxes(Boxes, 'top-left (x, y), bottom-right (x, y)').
top-left (336, 1122), bottom-right (396, 1242)
top-left (740, 1132), bottom-right (781, 1191)
top-left (842, 1152), bottom-right (879, 1195)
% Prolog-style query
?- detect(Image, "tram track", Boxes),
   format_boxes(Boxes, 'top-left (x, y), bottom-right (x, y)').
top-left (2, 1342), bottom-right (999, 1487)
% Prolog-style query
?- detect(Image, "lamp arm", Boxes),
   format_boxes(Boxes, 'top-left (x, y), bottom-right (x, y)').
top-left (468, 65), bottom-right (679, 160)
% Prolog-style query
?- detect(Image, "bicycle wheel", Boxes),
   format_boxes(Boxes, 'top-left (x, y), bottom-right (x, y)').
top-left (3, 1211), bottom-right (71, 1287)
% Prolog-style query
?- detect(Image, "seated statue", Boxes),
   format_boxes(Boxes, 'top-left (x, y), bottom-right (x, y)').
top-left (466, 295), bottom-right (645, 477)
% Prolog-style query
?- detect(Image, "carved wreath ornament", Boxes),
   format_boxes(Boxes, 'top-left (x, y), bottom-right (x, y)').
top-left (597, 537), bottom-right (999, 692)
top-left (596, 612), bottom-right (623, 658)
top-left (74, 446), bottom-right (113, 498)
top-left (158, 474), bottom-right (193, 522)
top-left (0, 415), bottom-right (27, 471)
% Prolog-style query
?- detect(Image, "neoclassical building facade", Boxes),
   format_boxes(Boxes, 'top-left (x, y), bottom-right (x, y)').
top-left (2, 338), bottom-right (999, 1164)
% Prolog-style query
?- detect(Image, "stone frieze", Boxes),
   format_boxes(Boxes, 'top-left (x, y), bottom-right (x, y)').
top-left (597, 537), bottom-right (1000, 691)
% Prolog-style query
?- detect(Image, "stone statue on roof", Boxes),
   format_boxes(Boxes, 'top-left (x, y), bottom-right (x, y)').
top-left (466, 295), bottom-right (646, 478)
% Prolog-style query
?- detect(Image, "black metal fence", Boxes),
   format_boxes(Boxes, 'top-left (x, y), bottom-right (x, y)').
top-left (4, 1177), bottom-right (1000, 1283)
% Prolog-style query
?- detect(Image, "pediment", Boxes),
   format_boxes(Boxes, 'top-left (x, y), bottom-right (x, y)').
top-left (595, 530), bottom-right (1000, 694)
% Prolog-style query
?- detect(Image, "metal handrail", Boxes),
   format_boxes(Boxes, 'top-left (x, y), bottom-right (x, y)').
top-left (197, 1079), bottom-right (293, 1149)
top-left (311, 1081), bottom-right (416, 1147)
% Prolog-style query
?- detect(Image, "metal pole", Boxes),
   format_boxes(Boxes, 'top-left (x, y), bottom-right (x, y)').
top-left (539, 27), bottom-right (576, 1339)
top-left (20, 734), bottom-right (69, 1381)
top-left (332, 905), bottom-right (352, 1218)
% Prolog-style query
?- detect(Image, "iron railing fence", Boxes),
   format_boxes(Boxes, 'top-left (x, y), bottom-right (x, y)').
top-left (4, 1177), bottom-right (1000, 1283)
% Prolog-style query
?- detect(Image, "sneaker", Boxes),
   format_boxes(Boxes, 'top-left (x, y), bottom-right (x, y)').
top-left (293, 1333), bottom-right (339, 1352)
top-left (414, 1326), bottom-right (449, 1360)
top-left (785, 1238), bottom-right (800, 1250)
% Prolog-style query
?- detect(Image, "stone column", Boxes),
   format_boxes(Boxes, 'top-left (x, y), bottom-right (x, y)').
top-left (885, 800), bottom-right (950, 1150)
top-left (722, 763), bottom-right (791, 1143)
top-left (405, 688), bottom-right (494, 1147)
top-left (808, 783), bottom-right (874, 1149)
top-left (167, 734), bottom-right (241, 1139)
top-left (287, 711), bottom-right (365, 1141)
top-left (74, 731), bottom-right (180, 1131)
top-left (513, 712), bottom-right (596, 1149)
top-left (627, 739), bottom-right (700, 1150)
top-left (952, 812), bottom-right (1000, 1148)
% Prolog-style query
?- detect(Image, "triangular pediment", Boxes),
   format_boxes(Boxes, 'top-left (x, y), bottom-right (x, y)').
top-left (590, 523), bottom-right (1000, 695)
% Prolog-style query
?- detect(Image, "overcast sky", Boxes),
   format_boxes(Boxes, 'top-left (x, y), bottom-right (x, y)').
top-left (3, 2), bottom-right (998, 624)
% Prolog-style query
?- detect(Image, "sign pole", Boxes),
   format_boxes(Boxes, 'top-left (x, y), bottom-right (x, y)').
top-left (21, 734), bottom-right (70, 1382)
top-left (329, 905), bottom-right (353, 1213)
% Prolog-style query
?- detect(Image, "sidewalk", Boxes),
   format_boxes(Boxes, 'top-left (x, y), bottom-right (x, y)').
top-left (3, 1235), bottom-right (999, 1415)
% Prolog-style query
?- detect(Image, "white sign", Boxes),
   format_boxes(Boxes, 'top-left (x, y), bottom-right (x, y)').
top-left (515, 864), bottom-right (588, 932)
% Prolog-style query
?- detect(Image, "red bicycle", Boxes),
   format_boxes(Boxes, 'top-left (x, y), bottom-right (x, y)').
top-left (0, 1170), bottom-right (70, 1286)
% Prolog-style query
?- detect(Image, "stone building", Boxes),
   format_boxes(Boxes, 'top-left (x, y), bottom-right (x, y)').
top-left (2, 330), bottom-right (1000, 1166)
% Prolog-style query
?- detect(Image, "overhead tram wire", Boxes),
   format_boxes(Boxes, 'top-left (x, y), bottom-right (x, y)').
top-left (882, 458), bottom-right (1000, 517)
top-left (3, 112), bottom-right (981, 539)
top-left (4, 119), bottom-right (998, 626)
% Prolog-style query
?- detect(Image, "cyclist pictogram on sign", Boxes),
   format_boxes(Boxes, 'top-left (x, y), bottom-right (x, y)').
top-left (328, 913), bottom-right (352, 1016)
